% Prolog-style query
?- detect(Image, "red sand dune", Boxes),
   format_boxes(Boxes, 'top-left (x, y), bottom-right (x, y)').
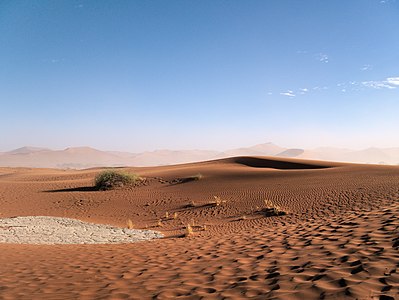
top-left (0, 156), bottom-right (398, 299)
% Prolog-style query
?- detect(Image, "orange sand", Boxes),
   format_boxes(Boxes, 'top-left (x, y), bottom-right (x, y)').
top-left (0, 157), bottom-right (398, 299)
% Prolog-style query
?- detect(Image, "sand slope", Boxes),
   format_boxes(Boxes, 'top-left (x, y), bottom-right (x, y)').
top-left (0, 156), bottom-right (398, 299)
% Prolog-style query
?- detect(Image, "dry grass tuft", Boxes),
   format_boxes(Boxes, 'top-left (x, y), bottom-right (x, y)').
top-left (173, 212), bottom-right (178, 219)
top-left (165, 212), bottom-right (169, 219)
top-left (189, 173), bottom-right (203, 181)
top-left (263, 199), bottom-right (287, 216)
top-left (187, 200), bottom-right (196, 208)
top-left (185, 224), bottom-right (194, 237)
top-left (126, 219), bottom-right (134, 229)
top-left (211, 195), bottom-right (227, 206)
top-left (238, 215), bottom-right (247, 221)
top-left (157, 219), bottom-right (163, 227)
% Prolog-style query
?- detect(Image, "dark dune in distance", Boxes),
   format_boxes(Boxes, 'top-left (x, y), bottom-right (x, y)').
top-left (1, 143), bottom-right (399, 169)
top-left (0, 156), bottom-right (398, 299)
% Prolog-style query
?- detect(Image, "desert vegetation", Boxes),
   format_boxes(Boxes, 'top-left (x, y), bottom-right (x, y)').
top-left (188, 173), bottom-right (203, 181)
top-left (94, 170), bottom-right (141, 190)
top-left (185, 224), bottom-right (194, 237)
top-left (263, 199), bottom-right (287, 216)
top-left (211, 195), bottom-right (227, 206)
top-left (173, 173), bottom-right (203, 184)
top-left (126, 219), bottom-right (134, 229)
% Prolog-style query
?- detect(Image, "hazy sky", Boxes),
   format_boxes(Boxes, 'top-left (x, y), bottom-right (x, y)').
top-left (1, 0), bottom-right (398, 152)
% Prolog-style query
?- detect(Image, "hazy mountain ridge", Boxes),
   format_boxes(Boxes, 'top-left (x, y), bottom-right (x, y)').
top-left (0, 143), bottom-right (398, 169)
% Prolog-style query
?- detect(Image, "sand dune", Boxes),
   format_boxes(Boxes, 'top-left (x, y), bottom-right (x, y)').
top-left (0, 156), bottom-right (398, 299)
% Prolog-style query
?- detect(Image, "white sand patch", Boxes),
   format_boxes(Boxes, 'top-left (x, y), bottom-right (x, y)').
top-left (0, 216), bottom-right (163, 245)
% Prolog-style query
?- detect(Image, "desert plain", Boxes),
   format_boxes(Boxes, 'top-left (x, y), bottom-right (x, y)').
top-left (0, 156), bottom-right (398, 299)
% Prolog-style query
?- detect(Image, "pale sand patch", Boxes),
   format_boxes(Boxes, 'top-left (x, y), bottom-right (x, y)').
top-left (0, 216), bottom-right (163, 244)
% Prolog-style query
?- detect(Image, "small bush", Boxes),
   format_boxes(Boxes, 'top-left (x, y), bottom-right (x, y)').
top-left (263, 199), bottom-right (287, 216)
top-left (189, 173), bottom-right (203, 181)
top-left (211, 195), bottom-right (227, 206)
top-left (95, 170), bottom-right (141, 190)
top-left (187, 200), bottom-right (196, 208)
top-left (176, 173), bottom-right (203, 184)
top-left (126, 219), bottom-right (134, 229)
top-left (185, 224), bottom-right (194, 237)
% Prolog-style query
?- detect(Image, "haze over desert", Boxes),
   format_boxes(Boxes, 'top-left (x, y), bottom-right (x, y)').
top-left (1, 0), bottom-right (399, 299)
top-left (1, 143), bottom-right (399, 169)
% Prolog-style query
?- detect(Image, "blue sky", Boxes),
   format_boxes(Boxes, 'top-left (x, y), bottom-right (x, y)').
top-left (1, 0), bottom-right (398, 152)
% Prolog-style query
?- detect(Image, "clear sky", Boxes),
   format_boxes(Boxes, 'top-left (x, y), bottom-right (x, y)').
top-left (1, 0), bottom-right (398, 152)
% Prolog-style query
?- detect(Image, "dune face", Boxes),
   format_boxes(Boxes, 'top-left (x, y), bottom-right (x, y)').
top-left (1, 142), bottom-right (399, 168)
top-left (0, 157), bottom-right (398, 299)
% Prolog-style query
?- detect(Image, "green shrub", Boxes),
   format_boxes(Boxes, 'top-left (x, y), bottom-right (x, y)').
top-left (95, 170), bottom-right (141, 190)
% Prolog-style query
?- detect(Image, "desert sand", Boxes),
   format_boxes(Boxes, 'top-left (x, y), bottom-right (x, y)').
top-left (0, 156), bottom-right (398, 299)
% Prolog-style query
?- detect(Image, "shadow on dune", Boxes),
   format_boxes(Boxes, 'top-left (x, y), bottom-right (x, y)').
top-left (231, 156), bottom-right (332, 170)
top-left (44, 186), bottom-right (98, 193)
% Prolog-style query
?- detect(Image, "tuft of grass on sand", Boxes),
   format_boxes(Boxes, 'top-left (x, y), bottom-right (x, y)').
top-left (211, 196), bottom-right (227, 207)
top-left (187, 200), bottom-right (196, 208)
top-left (263, 199), bottom-right (287, 216)
top-left (238, 215), bottom-right (247, 221)
top-left (95, 170), bottom-right (141, 190)
top-left (189, 173), bottom-right (203, 181)
top-left (185, 224), bottom-right (194, 237)
top-left (173, 212), bottom-right (178, 219)
top-left (165, 212), bottom-right (169, 219)
top-left (126, 219), bottom-right (134, 229)
top-left (157, 219), bottom-right (163, 227)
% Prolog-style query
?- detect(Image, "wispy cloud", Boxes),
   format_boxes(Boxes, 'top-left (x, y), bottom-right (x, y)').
top-left (280, 91), bottom-right (295, 97)
top-left (299, 88), bottom-right (309, 95)
top-left (271, 75), bottom-right (398, 98)
top-left (362, 81), bottom-right (395, 89)
top-left (42, 58), bottom-right (65, 64)
top-left (362, 77), bottom-right (399, 89)
top-left (386, 77), bottom-right (399, 86)
top-left (361, 64), bottom-right (372, 71)
top-left (317, 53), bottom-right (329, 63)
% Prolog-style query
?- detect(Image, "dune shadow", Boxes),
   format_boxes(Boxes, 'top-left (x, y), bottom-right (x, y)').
top-left (44, 186), bottom-right (98, 193)
top-left (168, 177), bottom-right (201, 186)
top-left (233, 157), bottom-right (331, 170)
top-left (178, 202), bottom-right (217, 211)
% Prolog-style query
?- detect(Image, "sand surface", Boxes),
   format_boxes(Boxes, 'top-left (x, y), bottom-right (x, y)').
top-left (0, 156), bottom-right (398, 299)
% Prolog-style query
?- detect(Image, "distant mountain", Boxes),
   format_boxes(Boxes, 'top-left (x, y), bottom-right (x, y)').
top-left (129, 149), bottom-right (219, 167)
top-left (276, 149), bottom-right (304, 158)
top-left (7, 146), bottom-right (50, 155)
top-left (216, 142), bottom-right (285, 158)
top-left (295, 147), bottom-right (399, 165)
top-left (1, 143), bottom-right (399, 169)
top-left (0, 147), bottom-right (126, 169)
